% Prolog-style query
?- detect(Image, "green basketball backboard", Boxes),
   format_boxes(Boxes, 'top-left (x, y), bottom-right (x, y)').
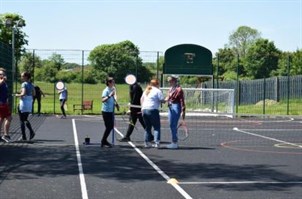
top-left (163, 44), bottom-right (213, 75)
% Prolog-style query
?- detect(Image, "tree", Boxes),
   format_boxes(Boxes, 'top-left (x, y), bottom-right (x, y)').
top-left (34, 60), bottom-right (58, 82)
top-left (228, 26), bottom-right (261, 58)
top-left (18, 51), bottom-right (43, 79)
top-left (244, 38), bottom-right (281, 79)
top-left (49, 53), bottom-right (65, 71)
top-left (0, 13), bottom-right (28, 61)
top-left (289, 50), bottom-right (302, 75)
top-left (214, 47), bottom-right (244, 80)
top-left (88, 40), bottom-right (152, 83)
top-left (214, 48), bottom-right (236, 75)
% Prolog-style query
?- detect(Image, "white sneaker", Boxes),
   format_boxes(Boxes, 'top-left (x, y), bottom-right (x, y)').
top-left (167, 143), bottom-right (178, 149)
top-left (1, 135), bottom-right (11, 143)
top-left (152, 142), bottom-right (160, 148)
top-left (144, 142), bottom-right (152, 148)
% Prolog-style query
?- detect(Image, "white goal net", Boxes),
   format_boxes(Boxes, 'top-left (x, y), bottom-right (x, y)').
top-left (161, 88), bottom-right (235, 116)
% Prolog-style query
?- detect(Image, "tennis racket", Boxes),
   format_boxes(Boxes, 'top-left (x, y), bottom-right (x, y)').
top-left (121, 110), bottom-right (139, 132)
top-left (125, 74), bottom-right (137, 85)
top-left (177, 120), bottom-right (189, 141)
top-left (55, 81), bottom-right (65, 90)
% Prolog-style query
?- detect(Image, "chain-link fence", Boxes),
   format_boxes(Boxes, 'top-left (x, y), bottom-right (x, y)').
top-left (0, 41), bottom-right (13, 108)
top-left (204, 75), bottom-right (302, 115)
top-left (4, 48), bottom-right (301, 116)
top-left (18, 49), bottom-right (163, 115)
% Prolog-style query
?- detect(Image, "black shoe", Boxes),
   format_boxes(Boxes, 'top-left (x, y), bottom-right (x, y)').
top-left (21, 134), bottom-right (27, 141)
top-left (101, 142), bottom-right (112, 148)
top-left (118, 137), bottom-right (130, 142)
top-left (30, 132), bottom-right (35, 140)
top-left (18, 136), bottom-right (27, 141)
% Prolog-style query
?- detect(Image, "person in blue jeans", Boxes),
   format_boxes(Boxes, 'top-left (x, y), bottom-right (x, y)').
top-left (165, 75), bottom-right (186, 149)
top-left (140, 79), bottom-right (165, 148)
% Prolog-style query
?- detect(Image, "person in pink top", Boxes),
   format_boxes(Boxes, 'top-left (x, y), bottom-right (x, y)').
top-left (165, 75), bottom-right (186, 149)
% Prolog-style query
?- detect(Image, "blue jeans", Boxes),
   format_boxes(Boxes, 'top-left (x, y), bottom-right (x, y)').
top-left (142, 109), bottom-right (160, 142)
top-left (168, 103), bottom-right (181, 143)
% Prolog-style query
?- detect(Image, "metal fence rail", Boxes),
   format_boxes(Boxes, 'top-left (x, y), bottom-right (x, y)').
top-left (207, 75), bottom-right (302, 105)
top-left (2, 48), bottom-right (301, 115)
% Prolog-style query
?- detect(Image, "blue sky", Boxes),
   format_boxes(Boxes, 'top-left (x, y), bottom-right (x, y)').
top-left (0, 0), bottom-right (301, 54)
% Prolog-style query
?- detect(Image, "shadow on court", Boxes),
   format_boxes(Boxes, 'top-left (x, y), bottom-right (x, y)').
top-left (0, 115), bottom-right (301, 199)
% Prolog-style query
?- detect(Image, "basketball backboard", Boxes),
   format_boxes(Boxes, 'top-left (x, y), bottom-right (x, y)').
top-left (163, 44), bottom-right (213, 76)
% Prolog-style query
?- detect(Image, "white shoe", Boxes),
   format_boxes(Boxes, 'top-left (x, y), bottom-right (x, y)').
top-left (144, 142), bottom-right (152, 148)
top-left (1, 135), bottom-right (11, 143)
top-left (152, 142), bottom-right (160, 148)
top-left (167, 143), bottom-right (178, 149)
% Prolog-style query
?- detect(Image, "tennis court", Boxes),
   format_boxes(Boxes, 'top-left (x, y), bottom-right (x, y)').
top-left (0, 113), bottom-right (301, 199)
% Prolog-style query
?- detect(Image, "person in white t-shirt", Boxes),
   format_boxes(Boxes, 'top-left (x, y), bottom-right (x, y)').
top-left (140, 79), bottom-right (165, 148)
top-left (58, 85), bottom-right (68, 119)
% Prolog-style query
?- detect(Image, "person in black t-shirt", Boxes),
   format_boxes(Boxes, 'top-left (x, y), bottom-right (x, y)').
top-left (32, 85), bottom-right (45, 115)
top-left (119, 82), bottom-right (153, 142)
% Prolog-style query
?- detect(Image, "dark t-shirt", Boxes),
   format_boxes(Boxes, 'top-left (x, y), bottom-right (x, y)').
top-left (130, 83), bottom-right (143, 112)
top-left (0, 82), bottom-right (8, 103)
top-left (34, 86), bottom-right (42, 98)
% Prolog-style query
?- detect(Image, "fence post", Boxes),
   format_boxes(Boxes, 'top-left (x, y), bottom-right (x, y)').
top-left (287, 55), bottom-right (291, 115)
top-left (215, 54), bottom-right (220, 112)
top-left (263, 77), bottom-right (266, 115)
top-left (81, 50), bottom-right (84, 114)
top-left (156, 51), bottom-right (160, 80)
top-left (53, 83), bottom-right (56, 114)
top-left (236, 54), bottom-right (240, 114)
top-left (275, 76), bottom-right (279, 102)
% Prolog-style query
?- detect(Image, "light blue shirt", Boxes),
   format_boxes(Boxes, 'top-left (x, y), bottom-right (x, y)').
top-left (101, 87), bottom-right (115, 112)
top-left (19, 81), bottom-right (34, 113)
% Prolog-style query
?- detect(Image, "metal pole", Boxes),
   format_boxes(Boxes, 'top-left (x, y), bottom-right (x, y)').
top-left (236, 54), bottom-right (240, 114)
top-left (81, 50), bottom-right (84, 114)
top-left (12, 27), bottom-right (16, 113)
top-left (263, 77), bottom-right (266, 115)
top-left (32, 49), bottom-right (35, 82)
top-left (135, 56), bottom-right (138, 77)
top-left (53, 83), bottom-right (56, 114)
top-left (287, 56), bottom-right (291, 115)
top-left (157, 51), bottom-right (159, 79)
top-left (216, 54), bottom-right (219, 89)
top-left (215, 54), bottom-right (219, 112)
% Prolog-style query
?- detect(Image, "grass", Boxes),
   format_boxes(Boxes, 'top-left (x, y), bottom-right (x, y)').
top-left (237, 98), bottom-right (302, 115)
top-left (12, 81), bottom-right (302, 116)
top-left (14, 81), bottom-right (131, 115)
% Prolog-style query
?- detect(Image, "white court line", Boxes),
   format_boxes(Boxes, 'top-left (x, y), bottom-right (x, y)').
top-left (72, 119), bottom-right (89, 199)
top-left (233, 127), bottom-right (302, 149)
top-left (114, 127), bottom-right (193, 199)
top-left (237, 128), bottom-right (302, 132)
top-left (179, 181), bottom-right (302, 185)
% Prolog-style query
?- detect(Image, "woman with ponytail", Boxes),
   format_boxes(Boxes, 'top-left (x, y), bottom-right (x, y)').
top-left (140, 79), bottom-right (165, 148)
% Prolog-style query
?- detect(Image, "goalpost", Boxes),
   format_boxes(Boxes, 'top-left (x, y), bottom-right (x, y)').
top-left (161, 88), bottom-right (235, 116)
